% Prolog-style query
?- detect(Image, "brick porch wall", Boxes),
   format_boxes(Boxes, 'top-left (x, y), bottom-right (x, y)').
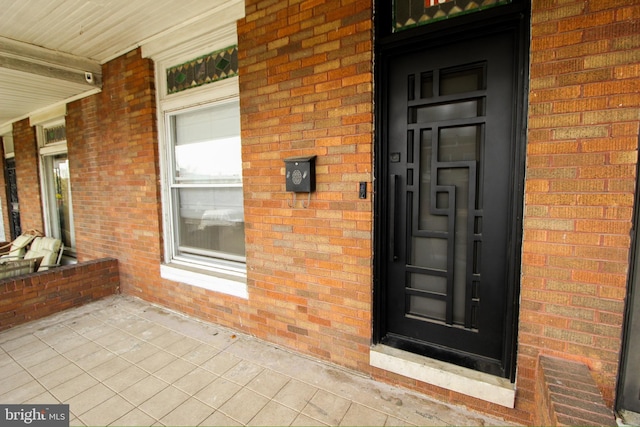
top-left (522, 0), bottom-right (640, 420)
top-left (0, 258), bottom-right (119, 331)
top-left (66, 50), bottom-right (163, 295)
top-left (12, 119), bottom-right (44, 233)
top-left (237, 0), bottom-right (374, 368)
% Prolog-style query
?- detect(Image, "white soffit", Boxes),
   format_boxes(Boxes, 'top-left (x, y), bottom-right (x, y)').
top-left (0, 0), bottom-right (242, 127)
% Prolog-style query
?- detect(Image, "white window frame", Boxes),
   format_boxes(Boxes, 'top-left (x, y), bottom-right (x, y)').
top-left (0, 124), bottom-right (12, 243)
top-left (164, 97), bottom-right (245, 265)
top-left (148, 18), bottom-right (247, 299)
top-left (36, 118), bottom-right (76, 256)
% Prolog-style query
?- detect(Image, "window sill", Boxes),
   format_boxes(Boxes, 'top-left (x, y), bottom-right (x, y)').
top-left (160, 262), bottom-right (248, 299)
top-left (370, 345), bottom-right (516, 408)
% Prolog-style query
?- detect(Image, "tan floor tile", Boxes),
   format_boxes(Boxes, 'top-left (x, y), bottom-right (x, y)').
top-left (0, 331), bottom-right (41, 352)
top-left (73, 347), bottom-right (117, 371)
top-left (5, 339), bottom-right (50, 359)
top-left (385, 415), bottom-right (417, 426)
top-left (101, 313), bottom-right (142, 331)
top-left (76, 324), bottom-right (119, 341)
top-left (0, 369), bottom-right (34, 395)
top-left (248, 400), bottom-right (299, 426)
top-left (50, 373), bottom-right (99, 402)
top-left (17, 347), bottom-right (58, 368)
top-left (79, 394), bottom-right (135, 426)
top-left (65, 313), bottom-right (105, 335)
top-left (119, 341), bottom-right (159, 363)
top-left (38, 363), bottom-right (84, 389)
top-left (301, 390), bottom-right (351, 426)
top-left (246, 368), bottom-right (290, 398)
top-left (200, 350), bottom-right (241, 375)
top-left (136, 350), bottom-right (177, 374)
top-left (194, 377), bottom-right (241, 409)
top-left (291, 413), bottom-right (329, 426)
top-left (87, 356), bottom-right (132, 381)
top-left (117, 318), bottom-right (155, 336)
top-left (109, 408), bottom-right (156, 426)
top-left (223, 338), bottom-right (283, 367)
top-left (199, 410), bottom-right (242, 426)
top-left (107, 336), bottom-right (145, 356)
top-left (340, 403), bottom-right (389, 426)
top-left (93, 329), bottom-right (129, 348)
top-left (0, 380), bottom-right (46, 404)
top-left (180, 325), bottom-right (236, 350)
top-left (120, 375), bottom-right (168, 406)
top-left (173, 367), bottom-right (217, 396)
top-left (69, 415), bottom-right (86, 426)
top-left (221, 359), bottom-right (263, 386)
top-left (24, 391), bottom-right (61, 404)
top-left (28, 355), bottom-right (70, 378)
top-left (138, 385), bottom-right (189, 420)
top-left (218, 388), bottom-right (269, 425)
top-left (0, 354), bottom-right (20, 371)
top-left (65, 382), bottom-right (115, 416)
top-left (0, 295), bottom-right (515, 427)
top-left (153, 358), bottom-right (197, 383)
top-left (181, 343), bottom-right (219, 365)
top-left (136, 324), bottom-right (171, 342)
top-left (46, 332), bottom-right (91, 354)
top-left (164, 336), bottom-right (202, 357)
top-left (273, 379), bottom-right (319, 412)
top-left (148, 329), bottom-right (184, 348)
top-left (159, 397), bottom-right (214, 426)
top-left (102, 364), bottom-right (149, 393)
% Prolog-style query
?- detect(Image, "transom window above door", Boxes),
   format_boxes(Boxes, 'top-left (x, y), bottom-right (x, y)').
top-left (393, 0), bottom-right (512, 31)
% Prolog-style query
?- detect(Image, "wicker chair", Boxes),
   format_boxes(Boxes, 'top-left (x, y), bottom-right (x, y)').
top-left (0, 231), bottom-right (63, 277)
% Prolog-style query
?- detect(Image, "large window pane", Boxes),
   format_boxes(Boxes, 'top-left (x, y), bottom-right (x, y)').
top-left (173, 102), bottom-right (242, 183)
top-left (169, 100), bottom-right (245, 263)
top-left (42, 152), bottom-right (75, 253)
top-left (175, 187), bottom-right (245, 259)
top-left (51, 154), bottom-right (74, 250)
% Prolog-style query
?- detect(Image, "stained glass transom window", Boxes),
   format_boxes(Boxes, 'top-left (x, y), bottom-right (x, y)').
top-left (394, 0), bottom-right (512, 31)
top-left (166, 45), bottom-right (239, 95)
top-left (44, 125), bottom-right (66, 144)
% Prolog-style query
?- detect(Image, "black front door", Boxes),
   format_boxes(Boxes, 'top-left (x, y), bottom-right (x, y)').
top-left (618, 160), bottom-right (640, 415)
top-left (378, 29), bottom-right (522, 377)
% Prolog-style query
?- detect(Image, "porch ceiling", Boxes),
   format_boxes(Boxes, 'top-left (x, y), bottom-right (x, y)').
top-left (0, 0), bottom-right (231, 128)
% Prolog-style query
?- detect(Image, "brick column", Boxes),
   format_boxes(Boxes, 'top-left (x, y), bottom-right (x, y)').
top-left (12, 119), bottom-right (44, 233)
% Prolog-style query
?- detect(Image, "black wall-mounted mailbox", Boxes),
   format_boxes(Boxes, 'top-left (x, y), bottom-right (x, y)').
top-left (284, 155), bottom-right (316, 193)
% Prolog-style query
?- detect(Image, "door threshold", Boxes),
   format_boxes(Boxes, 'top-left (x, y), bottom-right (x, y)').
top-left (370, 345), bottom-right (516, 408)
top-left (618, 410), bottom-right (640, 426)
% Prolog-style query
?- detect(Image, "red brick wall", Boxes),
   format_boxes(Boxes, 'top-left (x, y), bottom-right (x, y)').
top-left (63, 6), bottom-right (375, 374)
top-left (9, 0), bottom-right (635, 425)
top-left (522, 0), bottom-right (640, 412)
top-left (0, 258), bottom-right (119, 331)
top-left (12, 119), bottom-right (44, 233)
top-left (536, 356), bottom-right (616, 426)
top-left (67, 49), bottom-right (163, 296)
top-left (237, 0), bottom-right (374, 369)
top-left (64, 49), bottom-right (254, 341)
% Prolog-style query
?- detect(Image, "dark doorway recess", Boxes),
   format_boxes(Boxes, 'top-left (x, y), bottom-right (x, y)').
top-left (617, 129), bottom-right (640, 416)
top-left (374, 2), bottom-right (529, 380)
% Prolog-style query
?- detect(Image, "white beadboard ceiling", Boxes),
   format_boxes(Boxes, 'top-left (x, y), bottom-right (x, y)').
top-left (0, 0), bottom-right (236, 128)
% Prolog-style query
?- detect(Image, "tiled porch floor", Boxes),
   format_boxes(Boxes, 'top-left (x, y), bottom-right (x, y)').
top-left (0, 295), bottom-right (515, 426)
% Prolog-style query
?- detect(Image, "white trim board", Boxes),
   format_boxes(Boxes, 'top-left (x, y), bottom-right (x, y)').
top-left (370, 345), bottom-right (516, 408)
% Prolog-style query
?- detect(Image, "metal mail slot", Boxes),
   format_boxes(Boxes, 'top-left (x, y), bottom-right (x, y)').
top-left (284, 155), bottom-right (316, 193)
